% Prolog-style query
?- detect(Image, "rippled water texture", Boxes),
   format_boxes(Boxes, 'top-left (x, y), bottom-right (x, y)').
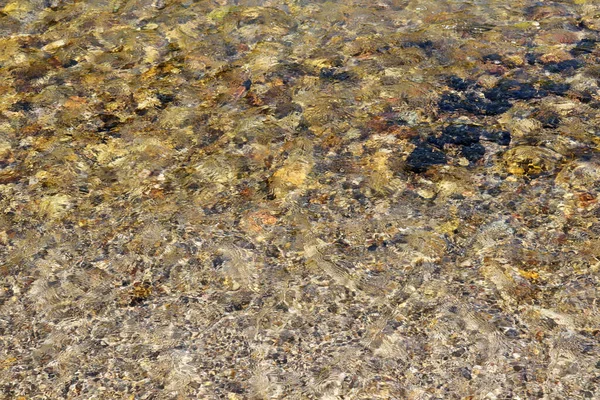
top-left (1, 0), bottom-right (600, 399)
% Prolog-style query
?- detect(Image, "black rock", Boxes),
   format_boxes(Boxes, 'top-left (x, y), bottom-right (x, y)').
top-left (212, 255), bottom-right (225, 269)
top-left (62, 59), bottom-right (78, 68)
top-left (98, 113), bottom-right (121, 132)
top-left (319, 68), bottom-right (352, 81)
top-left (461, 143), bottom-right (486, 162)
top-left (405, 145), bottom-right (447, 173)
top-left (482, 53), bottom-right (503, 63)
top-left (570, 39), bottom-right (597, 57)
top-left (505, 328), bottom-right (520, 338)
top-left (242, 79), bottom-right (252, 90)
top-left (483, 130), bottom-right (511, 146)
top-left (575, 90), bottom-right (594, 103)
top-left (539, 80), bottom-right (570, 96)
top-left (430, 124), bottom-right (483, 148)
top-left (543, 59), bottom-right (584, 74)
top-left (156, 93), bottom-right (175, 108)
top-left (460, 367), bottom-right (472, 380)
top-left (10, 100), bottom-right (33, 112)
top-left (484, 80), bottom-right (540, 101)
top-left (446, 75), bottom-right (477, 91)
top-left (480, 99), bottom-right (513, 115)
top-left (439, 92), bottom-right (463, 112)
top-left (525, 53), bottom-right (540, 65)
top-left (439, 92), bottom-right (512, 116)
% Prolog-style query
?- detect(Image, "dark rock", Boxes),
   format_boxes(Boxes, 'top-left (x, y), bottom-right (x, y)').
top-left (388, 233), bottom-right (408, 245)
top-left (265, 245), bottom-right (280, 258)
top-left (212, 255), bottom-right (225, 269)
top-left (451, 348), bottom-right (465, 357)
top-left (460, 367), bottom-right (472, 380)
top-left (224, 381), bottom-right (245, 394)
top-left (479, 98), bottom-right (513, 115)
top-left (439, 92), bottom-right (463, 112)
top-left (319, 68), bottom-right (352, 81)
top-left (10, 100), bottom-right (33, 112)
top-left (279, 330), bottom-right (295, 343)
top-left (505, 328), bottom-right (520, 338)
top-left (483, 53), bottom-right (502, 63)
top-left (156, 93), bottom-right (175, 108)
top-left (461, 143), bottom-right (486, 163)
top-left (571, 39), bottom-right (597, 56)
top-left (224, 44), bottom-right (237, 57)
top-left (405, 145), bottom-right (447, 173)
top-left (525, 3), bottom-right (571, 20)
top-left (483, 130), bottom-right (511, 146)
top-left (439, 92), bottom-right (512, 116)
top-left (225, 291), bottom-right (253, 312)
top-left (98, 113), bottom-right (120, 132)
top-left (525, 53), bottom-right (541, 65)
top-left (402, 40), bottom-right (435, 55)
top-left (462, 92), bottom-right (504, 114)
top-left (403, 40), bottom-right (434, 50)
top-left (486, 186), bottom-right (502, 196)
top-left (430, 124), bottom-right (483, 148)
top-left (274, 102), bottom-right (302, 119)
top-left (62, 59), bottom-right (78, 68)
top-left (543, 59), bottom-right (584, 74)
top-left (534, 110), bottom-right (561, 128)
top-left (378, 111), bottom-right (408, 127)
top-left (539, 80), bottom-right (570, 96)
top-left (574, 90), bottom-right (594, 103)
top-left (484, 80), bottom-right (540, 102)
top-left (266, 62), bottom-right (307, 85)
top-left (233, 237), bottom-right (255, 249)
top-left (446, 75), bottom-right (477, 91)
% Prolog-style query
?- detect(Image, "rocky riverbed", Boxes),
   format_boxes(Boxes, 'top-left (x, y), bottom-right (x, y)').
top-left (1, 0), bottom-right (599, 399)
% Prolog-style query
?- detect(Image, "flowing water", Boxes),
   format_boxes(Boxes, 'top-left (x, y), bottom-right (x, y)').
top-left (1, 0), bottom-right (599, 399)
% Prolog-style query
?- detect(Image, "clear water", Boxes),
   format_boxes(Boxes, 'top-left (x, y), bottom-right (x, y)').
top-left (1, 0), bottom-right (599, 398)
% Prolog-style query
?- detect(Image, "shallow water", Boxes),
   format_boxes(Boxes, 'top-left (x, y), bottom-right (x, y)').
top-left (1, 0), bottom-right (599, 399)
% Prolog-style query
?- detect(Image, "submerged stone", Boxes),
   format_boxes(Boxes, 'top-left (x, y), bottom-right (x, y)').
top-left (440, 78), bottom-right (546, 116)
top-left (484, 80), bottom-right (540, 101)
top-left (483, 130), bottom-right (511, 146)
top-left (402, 40), bottom-right (435, 56)
top-left (10, 100), bottom-right (33, 112)
top-left (533, 110), bottom-right (561, 129)
top-left (538, 80), bottom-right (570, 96)
top-left (461, 143), bottom-right (486, 163)
top-left (405, 145), bottom-right (447, 173)
top-left (319, 68), bottom-right (352, 81)
top-left (428, 125), bottom-right (482, 151)
top-left (504, 146), bottom-right (563, 177)
top-left (570, 39), bottom-right (597, 56)
top-left (274, 102), bottom-right (302, 119)
top-left (543, 59), bottom-right (584, 74)
top-left (446, 75), bottom-right (477, 91)
top-left (439, 92), bottom-right (512, 116)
